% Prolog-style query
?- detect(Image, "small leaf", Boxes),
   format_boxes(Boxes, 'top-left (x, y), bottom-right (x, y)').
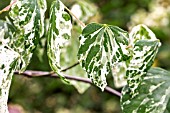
top-left (121, 67), bottom-right (170, 113)
top-left (47, 0), bottom-right (72, 83)
top-left (127, 24), bottom-right (161, 94)
top-left (78, 23), bottom-right (130, 91)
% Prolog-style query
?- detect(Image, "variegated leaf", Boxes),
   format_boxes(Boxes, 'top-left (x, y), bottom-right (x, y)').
top-left (0, 20), bottom-right (19, 113)
top-left (0, 46), bottom-right (19, 113)
top-left (127, 24), bottom-right (161, 94)
top-left (47, 0), bottom-right (89, 93)
top-left (7, 0), bottom-right (47, 72)
top-left (78, 23), bottom-right (130, 91)
top-left (47, 0), bottom-right (72, 83)
top-left (0, 45), bottom-right (19, 113)
top-left (121, 67), bottom-right (170, 113)
top-left (0, 20), bottom-right (19, 83)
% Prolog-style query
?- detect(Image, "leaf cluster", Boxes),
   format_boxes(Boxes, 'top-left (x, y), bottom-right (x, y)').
top-left (0, 0), bottom-right (170, 113)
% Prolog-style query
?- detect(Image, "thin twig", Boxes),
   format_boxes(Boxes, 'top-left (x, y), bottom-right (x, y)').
top-left (14, 70), bottom-right (121, 97)
top-left (64, 6), bottom-right (86, 28)
top-left (61, 62), bottom-right (79, 72)
top-left (0, 0), bottom-right (17, 14)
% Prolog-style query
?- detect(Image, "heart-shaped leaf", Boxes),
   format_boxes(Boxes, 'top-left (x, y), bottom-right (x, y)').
top-left (78, 23), bottom-right (130, 90)
top-left (127, 24), bottom-right (161, 94)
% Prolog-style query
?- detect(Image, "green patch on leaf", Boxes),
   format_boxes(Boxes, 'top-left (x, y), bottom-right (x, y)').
top-left (78, 23), bottom-right (130, 91)
top-left (48, 1), bottom-right (89, 93)
top-left (127, 24), bottom-right (161, 94)
top-left (6, 0), bottom-right (47, 72)
top-left (62, 13), bottom-right (71, 21)
top-left (0, 44), bottom-right (19, 88)
top-left (121, 67), bottom-right (170, 113)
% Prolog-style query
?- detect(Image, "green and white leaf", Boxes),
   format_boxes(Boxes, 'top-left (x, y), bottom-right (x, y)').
top-left (78, 23), bottom-right (130, 91)
top-left (0, 45), bottom-right (19, 113)
top-left (0, 20), bottom-right (19, 113)
top-left (47, 0), bottom-right (72, 83)
top-left (121, 67), bottom-right (170, 113)
top-left (127, 24), bottom-right (161, 94)
top-left (47, 0), bottom-right (89, 93)
top-left (8, 0), bottom-right (46, 72)
top-left (0, 45), bottom-right (19, 91)
top-left (0, 20), bottom-right (19, 87)
top-left (0, 0), bottom-right (47, 111)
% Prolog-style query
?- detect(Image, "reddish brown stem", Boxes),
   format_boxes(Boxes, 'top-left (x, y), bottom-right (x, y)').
top-left (14, 70), bottom-right (121, 97)
top-left (0, 0), bottom-right (17, 14)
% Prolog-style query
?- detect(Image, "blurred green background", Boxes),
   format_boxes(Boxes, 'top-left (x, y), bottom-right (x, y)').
top-left (1, 0), bottom-right (170, 113)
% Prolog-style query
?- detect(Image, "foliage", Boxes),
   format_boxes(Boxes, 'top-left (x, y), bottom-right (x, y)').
top-left (0, 0), bottom-right (170, 113)
top-left (0, 0), bottom-right (47, 112)
top-left (47, 0), bottom-right (73, 83)
top-left (121, 67), bottom-right (170, 113)
top-left (78, 23), bottom-right (130, 90)
top-left (128, 0), bottom-right (170, 71)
